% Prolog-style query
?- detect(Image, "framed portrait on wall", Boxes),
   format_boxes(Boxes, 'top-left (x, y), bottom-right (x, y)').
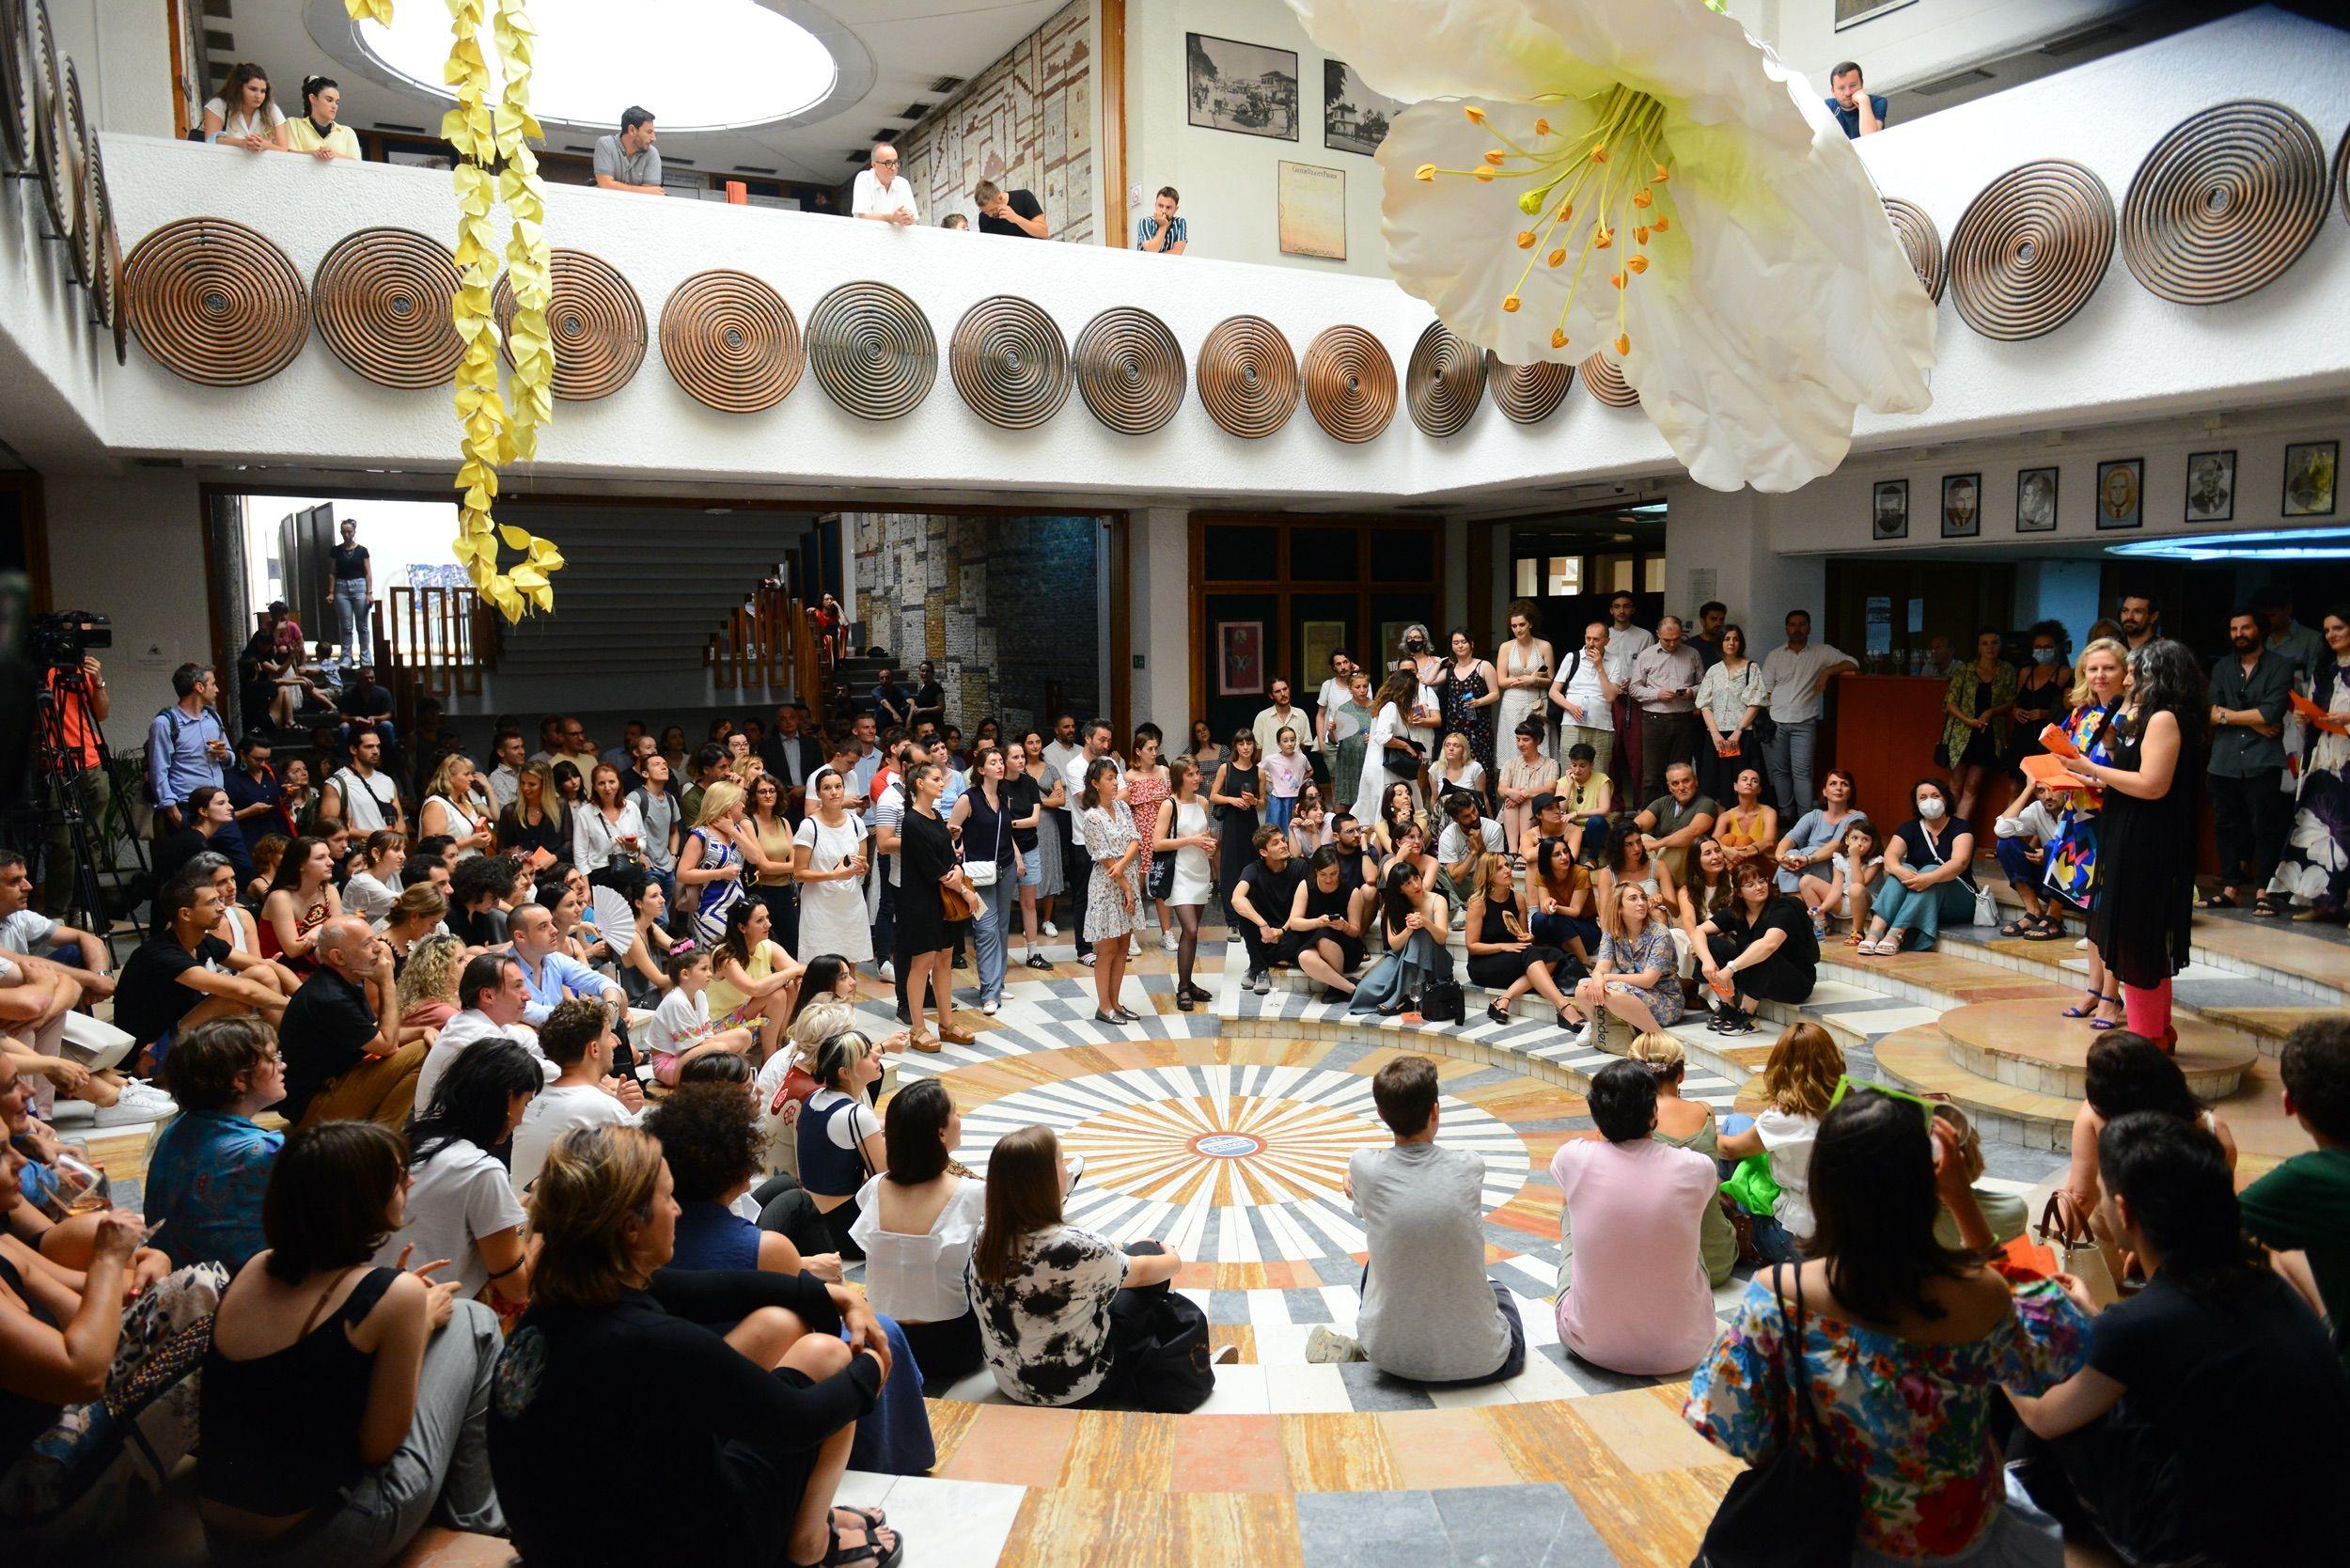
top-left (2095, 459), bottom-right (2143, 530)
top-left (1940, 473), bottom-right (1982, 539)
top-left (1277, 162), bottom-right (1347, 259)
top-left (1217, 619), bottom-right (1266, 697)
top-left (1871, 479), bottom-right (1908, 541)
top-left (2283, 440), bottom-right (2339, 517)
top-left (2184, 450), bottom-right (2234, 523)
top-left (2015, 467), bottom-right (2059, 532)
top-left (1186, 34), bottom-right (1300, 141)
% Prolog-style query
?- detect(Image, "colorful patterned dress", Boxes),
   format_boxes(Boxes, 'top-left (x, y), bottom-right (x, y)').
top-left (1124, 766), bottom-right (1171, 901)
top-left (2041, 700), bottom-right (2116, 910)
top-left (1595, 923), bottom-right (1682, 1026)
top-left (1441, 659), bottom-right (1498, 799)
top-left (2269, 657), bottom-right (2350, 913)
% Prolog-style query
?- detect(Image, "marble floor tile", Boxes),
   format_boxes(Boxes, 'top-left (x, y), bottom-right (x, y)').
top-left (1263, 1361), bottom-right (1357, 1413)
top-left (852, 1475), bottom-right (1026, 1568)
top-left (1294, 1487), bottom-right (1447, 1568)
top-left (1431, 1482), bottom-right (1617, 1567)
top-left (1195, 1360), bottom-right (1274, 1415)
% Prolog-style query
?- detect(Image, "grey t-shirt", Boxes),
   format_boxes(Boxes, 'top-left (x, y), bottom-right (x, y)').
top-left (1348, 1141), bottom-right (1509, 1382)
top-left (593, 133), bottom-right (662, 189)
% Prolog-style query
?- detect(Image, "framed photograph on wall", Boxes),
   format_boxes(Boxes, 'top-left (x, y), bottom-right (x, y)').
top-left (1836, 0), bottom-right (1918, 28)
top-left (1300, 619), bottom-right (1349, 682)
top-left (1940, 473), bottom-right (1982, 539)
top-left (1186, 34), bottom-right (1300, 141)
top-left (2095, 459), bottom-right (2144, 530)
top-left (1324, 60), bottom-right (1404, 156)
top-left (2184, 449), bottom-right (2234, 523)
top-left (1277, 162), bottom-right (1347, 259)
top-left (1871, 479), bottom-right (1909, 541)
top-left (2283, 440), bottom-right (2340, 517)
top-left (2015, 467), bottom-right (2059, 532)
top-left (1217, 619), bottom-right (1266, 697)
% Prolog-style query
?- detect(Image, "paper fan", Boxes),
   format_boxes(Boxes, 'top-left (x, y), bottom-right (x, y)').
top-left (591, 886), bottom-right (638, 961)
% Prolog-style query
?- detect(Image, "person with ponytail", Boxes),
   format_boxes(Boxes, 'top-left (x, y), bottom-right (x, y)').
top-left (285, 75), bottom-right (359, 161)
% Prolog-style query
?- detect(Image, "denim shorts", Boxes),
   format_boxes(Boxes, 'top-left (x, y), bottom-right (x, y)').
top-left (1016, 852), bottom-right (1041, 888)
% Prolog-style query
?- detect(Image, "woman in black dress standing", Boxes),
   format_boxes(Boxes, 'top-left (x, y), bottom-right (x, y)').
top-left (897, 761), bottom-right (975, 1051)
top-left (1210, 732), bottom-right (1263, 927)
top-left (2005, 620), bottom-right (2071, 784)
top-left (2074, 638), bottom-right (2203, 1051)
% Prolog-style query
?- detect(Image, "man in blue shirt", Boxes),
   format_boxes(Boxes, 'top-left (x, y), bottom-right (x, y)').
top-left (509, 901), bottom-right (622, 1026)
top-left (1136, 186), bottom-right (1188, 254)
top-left (1825, 61), bottom-right (1887, 139)
top-left (146, 663), bottom-right (228, 837)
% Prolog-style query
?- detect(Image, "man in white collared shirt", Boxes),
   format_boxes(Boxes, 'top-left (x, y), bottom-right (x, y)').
top-left (851, 144), bottom-right (919, 227)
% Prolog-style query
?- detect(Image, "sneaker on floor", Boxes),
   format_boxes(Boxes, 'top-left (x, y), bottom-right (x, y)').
top-left (1160, 929), bottom-right (1179, 954)
top-left (1250, 970), bottom-right (1271, 996)
top-left (879, 960), bottom-right (896, 983)
top-left (1128, 938), bottom-right (1141, 960)
top-left (1024, 952), bottom-right (1054, 971)
top-left (1080, 951), bottom-right (1096, 967)
top-left (980, 999), bottom-right (999, 1016)
top-left (1570, 1021), bottom-right (1597, 1050)
top-left (94, 1082), bottom-right (178, 1126)
top-left (1042, 921), bottom-right (1058, 938)
top-left (1305, 1325), bottom-right (1364, 1364)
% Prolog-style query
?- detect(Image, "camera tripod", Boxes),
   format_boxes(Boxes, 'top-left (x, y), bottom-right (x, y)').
top-left (31, 669), bottom-right (144, 964)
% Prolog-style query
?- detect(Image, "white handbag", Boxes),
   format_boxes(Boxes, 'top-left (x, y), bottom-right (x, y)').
top-left (964, 794), bottom-right (1006, 886)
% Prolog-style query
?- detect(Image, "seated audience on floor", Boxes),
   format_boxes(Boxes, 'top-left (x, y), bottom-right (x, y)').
top-left (1625, 1032), bottom-right (1737, 1287)
top-left (1795, 815), bottom-right (1881, 941)
top-left (1307, 1055), bottom-right (1525, 1385)
top-left (2009, 1113), bottom-right (2348, 1566)
top-left (1929, 1102), bottom-right (2029, 1253)
top-left (372, 1038), bottom-right (538, 1315)
top-left (854, 1078), bottom-right (986, 1396)
top-left (507, 901), bottom-right (622, 1027)
top-left (279, 916), bottom-right (421, 1131)
top-left (2058, 1030), bottom-right (2237, 1289)
top-left (197, 1120), bottom-right (505, 1564)
top-left (147, 1017), bottom-right (285, 1274)
top-left (1709, 766), bottom-right (1777, 875)
top-left (1280, 844), bottom-right (1369, 1001)
top-left (338, 830), bottom-right (404, 927)
top-left (259, 836), bottom-right (345, 976)
top-left (1565, 881), bottom-right (1682, 1045)
top-left (1695, 856), bottom-right (1821, 1035)
top-left (151, 786), bottom-right (248, 933)
top-left (1685, 1088), bottom-right (2086, 1564)
top-left (799, 1029), bottom-right (890, 1260)
top-left (1553, 1059), bottom-right (1719, 1375)
top-left (114, 862), bottom-right (287, 1055)
top-left (1633, 761), bottom-right (1716, 886)
top-left (0, 942), bottom-right (149, 1123)
top-left (1771, 764), bottom-right (1863, 897)
top-left (1435, 791), bottom-right (1506, 907)
top-left (1858, 777), bottom-right (1979, 954)
top-left (1349, 859), bottom-right (1454, 1017)
top-left (1559, 745), bottom-right (1615, 863)
top-left (2240, 1017), bottom-right (2350, 1360)
top-left (1717, 1020), bottom-right (1845, 1263)
top-left (1525, 832), bottom-right (1599, 966)
top-left (414, 952), bottom-right (548, 1119)
top-left (1464, 853), bottom-right (1576, 1028)
top-left (381, 886), bottom-right (450, 984)
top-left (706, 896), bottom-right (806, 1044)
top-left (488, 1123), bottom-right (899, 1567)
top-left (509, 997), bottom-right (642, 1197)
top-left (1229, 825), bottom-right (1303, 997)
top-left (967, 1122), bottom-right (1201, 1411)
top-left (645, 941), bottom-right (760, 1087)
top-left (0, 1054), bottom-right (172, 1291)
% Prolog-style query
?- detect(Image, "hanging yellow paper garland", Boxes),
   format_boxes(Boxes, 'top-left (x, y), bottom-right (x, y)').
top-left (345, 0), bottom-right (561, 620)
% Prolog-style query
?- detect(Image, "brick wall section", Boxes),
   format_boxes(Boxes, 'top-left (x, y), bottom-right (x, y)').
top-left (848, 512), bottom-right (1099, 737)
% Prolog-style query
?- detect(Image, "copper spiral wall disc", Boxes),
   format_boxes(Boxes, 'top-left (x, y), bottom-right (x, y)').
top-left (1072, 306), bottom-right (1184, 434)
top-left (62, 60), bottom-right (96, 290)
top-left (85, 134), bottom-right (117, 334)
top-left (0, 0), bottom-right (32, 170)
top-left (29, 0), bottom-right (68, 243)
top-left (806, 280), bottom-right (934, 420)
top-left (2123, 100), bottom-right (2326, 305)
top-left (1883, 197), bottom-right (1946, 303)
top-left (104, 208), bottom-right (123, 363)
top-left (1405, 321), bottom-right (1485, 437)
top-left (1949, 159), bottom-right (2114, 341)
top-left (660, 268), bottom-right (801, 413)
top-left (494, 247), bottom-right (645, 401)
top-left (1581, 352), bottom-right (1638, 408)
top-left (124, 217), bottom-right (310, 385)
top-left (2336, 121), bottom-right (2349, 227)
top-left (1302, 324), bottom-right (1396, 443)
top-left (1485, 352), bottom-right (1573, 424)
top-left (949, 294), bottom-right (1071, 430)
top-left (1198, 315), bottom-right (1298, 439)
top-left (313, 227), bottom-right (465, 389)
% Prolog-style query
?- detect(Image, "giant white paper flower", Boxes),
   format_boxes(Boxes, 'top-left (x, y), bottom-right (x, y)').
top-left (1288, 0), bottom-right (1935, 492)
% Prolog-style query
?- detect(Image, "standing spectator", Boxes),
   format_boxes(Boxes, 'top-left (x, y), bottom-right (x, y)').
top-left (974, 180), bottom-right (1048, 238)
top-left (1547, 620), bottom-right (1619, 778)
top-left (36, 651), bottom-right (110, 917)
top-left (1332, 670), bottom-right (1377, 813)
top-left (2116, 591), bottom-right (2162, 655)
top-left (2252, 583), bottom-right (2326, 683)
top-left (148, 663), bottom-right (228, 837)
top-left (1211, 732), bottom-right (1264, 927)
top-left (1759, 609), bottom-right (1856, 816)
top-left (948, 745), bottom-right (1020, 1016)
top-left (2241, 1018), bottom-right (2350, 1364)
top-left (1494, 602), bottom-right (1554, 751)
top-left (909, 662), bottom-right (947, 736)
top-left (1250, 681), bottom-right (1306, 776)
top-left (1940, 629), bottom-right (2018, 823)
top-left (327, 516), bottom-right (373, 669)
top-left (485, 729), bottom-right (525, 818)
top-left (285, 75), bottom-right (359, 160)
top-left (2004, 621), bottom-right (2072, 788)
top-left (1076, 760), bottom-right (1142, 1024)
top-left (2203, 607), bottom-right (2293, 911)
top-left (1311, 648), bottom-right (1357, 786)
top-left (1135, 186), bottom-right (1187, 253)
top-left (593, 105), bottom-right (662, 195)
top-left (1153, 759), bottom-right (1217, 1011)
top-left (199, 61), bottom-right (284, 150)
top-left (1857, 778), bottom-right (1980, 955)
top-left (1440, 628), bottom-right (1501, 802)
top-left (2268, 606), bottom-right (2350, 921)
top-left (1601, 592), bottom-right (1653, 796)
top-left (1688, 601), bottom-right (1729, 668)
top-left (852, 143), bottom-right (919, 226)
top-left (1824, 59), bottom-right (1887, 137)
top-left (1629, 616), bottom-right (1704, 802)
top-left (1692, 623), bottom-right (1766, 805)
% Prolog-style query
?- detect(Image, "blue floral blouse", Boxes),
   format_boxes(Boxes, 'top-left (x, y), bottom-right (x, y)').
top-left (1683, 1275), bottom-right (2087, 1559)
top-left (1597, 924), bottom-right (1681, 1025)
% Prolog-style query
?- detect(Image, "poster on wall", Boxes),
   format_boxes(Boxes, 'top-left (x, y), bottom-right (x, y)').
top-left (1187, 34), bottom-right (1299, 141)
top-left (2184, 450), bottom-right (2234, 523)
top-left (1278, 162), bottom-right (1347, 259)
top-left (1836, 0), bottom-right (1918, 28)
top-left (2282, 441), bottom-right (2339, 517)
top-left (1871, 479), bottom-right (1908, 541)
top-left (2095, 459), bottom-right (2144, 530)
top-left (2015, 467), bottom-right (2059, 533)
top-left (1300, 619), bottom-right (1349, 683)
top-left (1940, 474), bottom-right (1982, 539)
top-left (1217, 620), bottom-right (1266, 697)
top-left (1324, 60), bottom-right (1404, 156)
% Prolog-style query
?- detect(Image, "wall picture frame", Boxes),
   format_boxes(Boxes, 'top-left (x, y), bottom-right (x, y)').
top-left (1836, 0), bottom-right (1918, 28)
top-left (1940, 473), bottom-right (1982, 539)
top-left (2094, 459), bottom-right (2143, 530)
top-left (1186, 34), bottom-right (1300, 142)
top-left (2282, 440), bottom-right (2339, 518)
top-left (1871, 478), bottom-right (1909, 541)
top-left (2184, 449), bottom-right (2235, 524)
top-left (2015, 467), bottom-right (2059, 532)
top-left (1324, 60), bottom-right (1404, 156)
top-left (1300, 619), bottom-right (1348, 682)
top-left (1216, 619), bottom-right (1266, 697)
top-left (1277, 161), bottom-right (1347, 260)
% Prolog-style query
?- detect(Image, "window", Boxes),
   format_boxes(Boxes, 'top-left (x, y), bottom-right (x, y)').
top-left (1546, 556), bottom-right (1583, 597)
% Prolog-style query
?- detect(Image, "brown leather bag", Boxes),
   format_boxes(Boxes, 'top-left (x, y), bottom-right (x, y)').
top-left (940, 873), bottom-right (981, 923)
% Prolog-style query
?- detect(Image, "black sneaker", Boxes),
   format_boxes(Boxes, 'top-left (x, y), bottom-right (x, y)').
top-left (1716, 1009), bottom-right (1757, 1036)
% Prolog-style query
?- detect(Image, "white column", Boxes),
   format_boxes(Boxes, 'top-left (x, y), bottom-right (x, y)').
top-left (1129, 506), bottom-right (1190, 729)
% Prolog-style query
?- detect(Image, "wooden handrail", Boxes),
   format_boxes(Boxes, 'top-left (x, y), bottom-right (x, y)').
top-left (707, 582), bottom-right (820, 719)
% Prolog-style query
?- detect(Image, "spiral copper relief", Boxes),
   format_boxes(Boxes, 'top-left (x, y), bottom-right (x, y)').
top-left (1949, 160), bottom-right (2115, 341)
top-left (1302, 325), bottom-right (1396, 443)
top-left (1072, 306), bottom-right (1184, 434)
top-left (1882, 197), bottom-right (1947, 303)
top-left (1486, 353), bottom-right (1574, 425)
top-left (806, 280), bottom-right (935, 420)
top-left (1581, 353), bottom-right (1639, 409)
top-left (313, 228), bottom-right (466, 389)
top-left (949, 295), bottom-right (1071, 431)
top-left (2122, 100), bottom-right (2327, 306)
top-left (61, 59), bottom-right (97, 290)
top-left (125, 217), bottom-right (310, 385)
top-left (0, 0), bottom-right (32, 171)
top-left (494, 247), bottom-right (645, 401)
top-left (1198, 315), bottom-right (1299, 439)
top-left (1405, 321), bottom-right (1485, 438)
top-left (30, 1), bottom-right (68, 243)
top-left (660, 269), bottom-right (802, 413)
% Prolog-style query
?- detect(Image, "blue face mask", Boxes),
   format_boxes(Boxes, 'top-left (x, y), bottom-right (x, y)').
top-left (2032, 648), bottom-right (2058, 665)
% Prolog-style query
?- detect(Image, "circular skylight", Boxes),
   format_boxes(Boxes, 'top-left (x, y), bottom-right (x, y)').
top-left (357, 0), bottom-right (837, 133)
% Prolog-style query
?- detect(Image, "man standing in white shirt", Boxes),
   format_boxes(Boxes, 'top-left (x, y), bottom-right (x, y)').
top-left (1600, 591), bottom-right (1653, 802)
top-left (851, 143), bottom-right (919, 227)
top-left (320, 729), bottom-right (404, 836)
top-left (485, 729), bottom-right (527, 813)
top-left (1312, 649), bottom-right (1355, 785)
top-left (1759, 609), bottom-right (1856, 814)
top-left (1547, 622), bottom-right (1620, 778)
top-left (1252, 680), bottom-right (1306, 770)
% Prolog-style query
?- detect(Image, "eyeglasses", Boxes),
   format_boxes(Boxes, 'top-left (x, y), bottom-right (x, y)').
top-left (1827, 1074), bottom-right (1932, 1124)
top-left (873, 156), bottom-right (899, 165)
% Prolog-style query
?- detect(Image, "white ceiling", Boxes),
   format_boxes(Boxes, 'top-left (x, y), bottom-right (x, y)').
top-left (210, 0), bottom-right (1066, 186)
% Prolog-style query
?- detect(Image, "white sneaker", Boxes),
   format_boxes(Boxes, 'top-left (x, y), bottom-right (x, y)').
top-left (878, 960), bottom-right (895, 982)
top-left (1570, 1021), bottom-right (1596, 1051)
top-left (1128, 938), bottom-right (1142, 960)
top-left (1160, 929), bottom-right (1179, 954)
top-left (980, 999), bottom-right (999, 1016)
top-left (1080, 951), bottom-right (1096, 967)
top-left (94, 1081), bottom-right (177, 1126)
top-left (1042, 921), bottom-right (1058, 938)
top-left (1305, 1325), bottom-right (1364, 1363)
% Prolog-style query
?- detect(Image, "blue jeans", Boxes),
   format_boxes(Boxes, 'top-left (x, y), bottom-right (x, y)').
top-left (333, 578), bottom-right (372, 667)
top-left (1265, 794), bottom-right (1295, 831)
top-left (1762, 718), bottom-right (1819, 815)
top-left (1994, 836), bottom-right (2046, 907)
top-left (973, 870), bottom-right (1014, 1004)
top-left (1575, 813), bottom-right (1610, 864)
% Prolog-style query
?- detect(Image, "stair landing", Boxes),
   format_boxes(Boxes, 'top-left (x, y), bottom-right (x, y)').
top-left (1937, 998), bottom-right (2257, 1101)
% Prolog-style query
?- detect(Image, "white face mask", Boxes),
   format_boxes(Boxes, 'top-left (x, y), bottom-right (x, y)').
top-left (1918, 797), bottom-right (1948, 821)
top-left (2032, 648), bottom-right (2058, 665)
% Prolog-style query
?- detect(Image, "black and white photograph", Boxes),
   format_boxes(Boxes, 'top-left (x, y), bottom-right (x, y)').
top-left (1186, 33), bottom-right (1299, 142)
top-left (2096, 458), bottom-right (2144, 530)
top-left (2184, 449), bottom-right (2234, 524)
top-left (2016, 466), bottom-right (2059, 532)
top-left (1324, 60), bottom-right (1404, 156)
top-left (1872, 478), bottom-right (1909, 541)
top-left (1940, 473), bottom-right (1982, 539)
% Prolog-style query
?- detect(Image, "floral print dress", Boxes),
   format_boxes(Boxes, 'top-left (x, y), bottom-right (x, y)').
top-left (1596, 923), bottom-right (1681, 1025)
top-left (2041, 701), bottom-right (2116, 910)
top-left (1684, 1276), bottom-right (2087, 1560)
top-left (2269, 658), bottom-right (2350, 912)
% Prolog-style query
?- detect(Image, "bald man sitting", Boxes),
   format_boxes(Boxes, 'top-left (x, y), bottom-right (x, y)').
top-left (281, 914), bottom-right (427, 1129)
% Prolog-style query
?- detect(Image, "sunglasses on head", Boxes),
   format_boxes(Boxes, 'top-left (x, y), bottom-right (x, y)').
top-left (1827, 1074), bottom-right (1933, 1124)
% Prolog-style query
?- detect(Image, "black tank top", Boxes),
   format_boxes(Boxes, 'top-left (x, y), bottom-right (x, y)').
top-left (199, 1265), bottom-right (400, 1516)
top-left (1479, 888), bottom-right (1523, 946)
top-left (1219, 764), bottom-right (1261, 824)
top-left (1299, 876), bottom-right (1349, 923)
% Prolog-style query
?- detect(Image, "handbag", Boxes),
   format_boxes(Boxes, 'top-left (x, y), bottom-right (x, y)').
top-left (1419, 979), bottom-right (1465, 1023)
top-left (940, 875), bottom-right (981, 922)
top-left (768, 1059), bottom-right (821, 1116)
top-left (1383, 739), bottom-right (1426, 778)
top-left (2034, 1193), bottom-right (2120, 1308)
top-left (1690, 1264), bottom-right (1862, 1566)
top-left (1147, 846), bottom-right (1176, 902)
top-left (964, 800), bottom-right (1005, 886)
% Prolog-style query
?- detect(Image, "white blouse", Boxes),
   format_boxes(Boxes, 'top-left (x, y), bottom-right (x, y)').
top-left (850, 1174), bottom-right (986, 1325)
top-left (205, 97), bottom-right (284, 143)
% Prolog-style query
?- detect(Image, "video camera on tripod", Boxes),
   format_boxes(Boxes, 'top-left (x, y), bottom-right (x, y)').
top-left (31, 609), bottom-right (112, 674)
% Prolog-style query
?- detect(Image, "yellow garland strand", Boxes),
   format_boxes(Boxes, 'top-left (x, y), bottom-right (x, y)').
top-left (345, 0), bottom-right (559, 621)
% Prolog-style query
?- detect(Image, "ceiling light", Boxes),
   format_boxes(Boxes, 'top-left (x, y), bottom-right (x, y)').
top-left (2108, 526), bottom-right (2350, 562)
top-left (358, 0), bottom-right (836, 133)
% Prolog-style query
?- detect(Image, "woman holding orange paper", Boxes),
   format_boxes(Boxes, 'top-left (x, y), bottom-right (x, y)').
top-left (2267, 608), bottom-right (2350, 923)
top-left (2044, 639), bottom-right (2124, 1027)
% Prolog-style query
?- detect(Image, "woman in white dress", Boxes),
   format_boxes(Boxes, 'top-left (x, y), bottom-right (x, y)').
top-left (1358, 666), bottom-right (1428, 815)
top-left (420, 754), bottom-right (495, 857)
top-left (1496, 598), bottom-right (1556, 754)
top-left (1152, 758), bottom-right (1218, 1012)
top-left (791, 769), bottom-right (874, 964)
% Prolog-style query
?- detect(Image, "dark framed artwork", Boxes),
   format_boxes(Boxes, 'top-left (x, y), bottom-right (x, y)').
top-left (2095, 459), bottom-right (2143, 530)
top-left (1216, 619), bottom-right (1266, 696)
top-left (1186, 34), bottom-right (1300, 142)
top-left (1940, 473), bottom-right (1982, 539)
top-left (1871, 478), bottom-right (1909, 541)
top-left (1836, 0), bottom-right (1918, 27)
top-left (2184, 449), bottom-right (2234, 524)
top-left (2282, 440), bottom-right (2339, 517)
top-left (2015, 466), bottom-right (2059, 532)
top-left (1324, 60), bottom-right (1403, 156)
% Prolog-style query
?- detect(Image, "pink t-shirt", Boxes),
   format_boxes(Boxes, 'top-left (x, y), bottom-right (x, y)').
top-left (1262, 752), bottom-right (1308, 800)
top-left (1551, 1137), bottom-right (1720, 1375)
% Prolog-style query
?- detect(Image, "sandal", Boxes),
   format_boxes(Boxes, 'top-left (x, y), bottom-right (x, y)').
top-left (2197, 890), bottom-right (2239, 911)
top-left (1486, 999), bottom-right (1512, 1027)
top-left (1176, 991), bottom-right (1195, 1011)
top-left (2023, 914), bottom-right (2066, 940)
top-left (2086, 993), bottom-right (2124, 1029)
top-left (2060, 987), bottom-right (2103, 1018)
top-left (2253, 894), bottom-right (2291, 917)
top-left (1844, 928), bottom-right (1866, 947)
top-left (792, 1512), bottom-right (904, 1568)
top-left (1999, 916), bottom-right (2035, 936)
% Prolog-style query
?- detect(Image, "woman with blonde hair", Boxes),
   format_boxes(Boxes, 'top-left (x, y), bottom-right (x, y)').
top-left (2044, 636), bottom-right (2125, 1022)
top-left (419, 755), bottom-right (494, 856)
top-left (392, 932), bottom-right (465, 1045)
top-left (1717, 1020), bottom-right (1846, 1262)
top-left (1626, 1032), bottom-right (1736, 1286)
top-left (1563, 880), bottom-right (1681, 1047)
top-left (675, 778), bottom-right (751, 946)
